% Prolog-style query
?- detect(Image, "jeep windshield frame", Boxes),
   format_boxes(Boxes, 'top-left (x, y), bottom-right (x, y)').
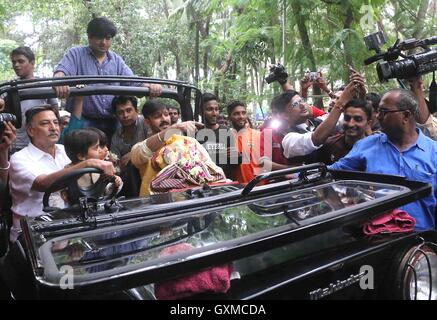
top-left (0, 76), bottom-right (203, 127)
top-left (21, 168), bottom-right (432, 296)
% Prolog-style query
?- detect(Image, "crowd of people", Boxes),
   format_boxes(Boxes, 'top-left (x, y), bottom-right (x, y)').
top-left (0, 16), bottom-right (436, 244)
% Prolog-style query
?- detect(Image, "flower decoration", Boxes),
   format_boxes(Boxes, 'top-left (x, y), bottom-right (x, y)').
top-left (160, 138), bottom-right (211, 183)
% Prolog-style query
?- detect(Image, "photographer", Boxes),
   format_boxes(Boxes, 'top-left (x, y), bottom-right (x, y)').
top-left (267, 64), bottom-right (327, 120)
top-left (0, 122), bottom-right (16, 185)
top-left (281, 78), bottom-right (362, 161)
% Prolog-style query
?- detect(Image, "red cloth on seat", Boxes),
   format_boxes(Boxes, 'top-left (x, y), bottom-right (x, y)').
top-left (155, 243), bottom-right (232, 300)
top-left (362, 209), bottom-right (416, 235)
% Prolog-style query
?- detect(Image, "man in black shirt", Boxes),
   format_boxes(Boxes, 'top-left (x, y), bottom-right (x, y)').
top-left (196, 93), bottom-right (238, 179)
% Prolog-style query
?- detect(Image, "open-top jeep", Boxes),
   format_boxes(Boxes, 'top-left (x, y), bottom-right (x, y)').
top-left (0, 77), bottom-right (436, 300)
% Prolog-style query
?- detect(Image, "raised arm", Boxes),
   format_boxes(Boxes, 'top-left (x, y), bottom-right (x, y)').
top-left (32, 158), bottom-right (115, 192)
top-left (0, 122), bottom-right (16, 183)
top-left (409, 77), bottom-right (429, 124)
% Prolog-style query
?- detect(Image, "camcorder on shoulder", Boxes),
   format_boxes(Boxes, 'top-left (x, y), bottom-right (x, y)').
top-left (0, 113), bottom-right (16, 137)
top-left (265, 63), bottom-right (289, 84)
top-left (364, 31), bottom-right (437, 82)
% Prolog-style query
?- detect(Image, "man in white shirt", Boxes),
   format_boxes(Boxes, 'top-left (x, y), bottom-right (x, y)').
top-left (9, 105), bottom-right (115, 241)
top-left (281, 76), bottom-right (362, 161)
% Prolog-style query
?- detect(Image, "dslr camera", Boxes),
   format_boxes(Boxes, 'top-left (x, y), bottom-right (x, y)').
top-left (364, 31), bottom-right (437, 82)
top-left (0, 113), bottom-right (16, 136)
top-left (265, 64), bottom-right (288, 84)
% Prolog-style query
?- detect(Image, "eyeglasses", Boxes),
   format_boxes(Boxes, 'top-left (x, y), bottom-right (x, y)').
top-left (378, 108), bottom-right (407, 118)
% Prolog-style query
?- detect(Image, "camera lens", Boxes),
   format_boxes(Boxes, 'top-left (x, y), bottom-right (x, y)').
top-left (265, 73), bottom-right (276, 84)
top-left (377, 60), bottom-right (417, 82)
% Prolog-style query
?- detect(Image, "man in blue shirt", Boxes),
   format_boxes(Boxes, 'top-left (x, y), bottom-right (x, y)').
top-left (53, 17), bottom-right (161, 141)
top-left (329, 89), bottom-right (437, 231)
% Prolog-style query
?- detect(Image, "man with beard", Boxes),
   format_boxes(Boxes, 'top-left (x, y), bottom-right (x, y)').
top-left (227, 101), bottom-right (261, 183)
top-left (131, 100), bottom-right (204, 196)
top-left (329, 89), bottom-right (437, 231)
top-left (196, 93), bottom-right (238, 179)
top-left (9, 105), bottom-right (115, 241)
top-left (314, 99), bottom-right (372, 164)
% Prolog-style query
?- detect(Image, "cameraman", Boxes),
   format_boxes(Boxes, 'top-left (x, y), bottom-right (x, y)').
top-left (409, 77), bottom-right (437, 140)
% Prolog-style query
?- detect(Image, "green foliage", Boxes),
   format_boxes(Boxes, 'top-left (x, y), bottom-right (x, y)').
top-left (0, 38), bottom-right (18, 81)
top-left (0, 0), bottom-right (434, 111)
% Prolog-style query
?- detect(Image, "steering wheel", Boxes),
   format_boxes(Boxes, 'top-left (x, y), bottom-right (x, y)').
top-left (42, 168), bottom-right (117, 210)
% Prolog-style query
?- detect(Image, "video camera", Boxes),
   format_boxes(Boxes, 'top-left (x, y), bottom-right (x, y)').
top-left (0, 113), bottom-right (16, 136)
top-left (265, 64), bottom-right (288, 84)
top-left (364, 31), bottom-right (437, 82)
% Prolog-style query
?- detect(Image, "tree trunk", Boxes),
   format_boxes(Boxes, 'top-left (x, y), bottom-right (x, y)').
top-left (175, 53), bottom-right (181, 80)
top-left (241, 61), bottom-right (247, 93)
top-left (291, 0), bottom-right (323, 108)
top-left (194, 17), bottom-right (200, 86)
top-left (194, 21), bottom-right (200, 85)
top-left (342, 3), bottom-right (354, 83)
top-left (203, 17), bottom-right (210, 80)
top-left (250, 67), bottom-right (255, 95)
top-left (254, 65), bottom-right (259, 96)
top-left (83, 0), bottom-right (97, 18)
top-left (412, 0), bottom-right (430, 39)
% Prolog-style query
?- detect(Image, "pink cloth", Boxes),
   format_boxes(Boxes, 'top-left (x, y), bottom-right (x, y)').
top-left (155, 243), bottom-right (232, 300)
top-left (362, 209), bottom-right (416, 235)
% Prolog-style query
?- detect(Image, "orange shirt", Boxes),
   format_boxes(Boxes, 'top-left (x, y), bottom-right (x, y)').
top-left (233, 128), bottom-right (261, 184)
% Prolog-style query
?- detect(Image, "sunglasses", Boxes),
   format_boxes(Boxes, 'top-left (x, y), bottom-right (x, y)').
top-left (291, 98), bottom-right (304, 109)
top-left (378, 108), bottom-right (408, 118)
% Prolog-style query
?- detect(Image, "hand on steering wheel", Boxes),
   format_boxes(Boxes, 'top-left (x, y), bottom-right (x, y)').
top-left (43, 168), bottom-right (117, 211)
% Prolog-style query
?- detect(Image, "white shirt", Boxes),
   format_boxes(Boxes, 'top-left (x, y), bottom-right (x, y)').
top-left (9, 143), bottom-right (71, 218)
top-left (282, 131), bottom-right (321, 158)
top-left (418, 114), bottom-right (437, 141)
